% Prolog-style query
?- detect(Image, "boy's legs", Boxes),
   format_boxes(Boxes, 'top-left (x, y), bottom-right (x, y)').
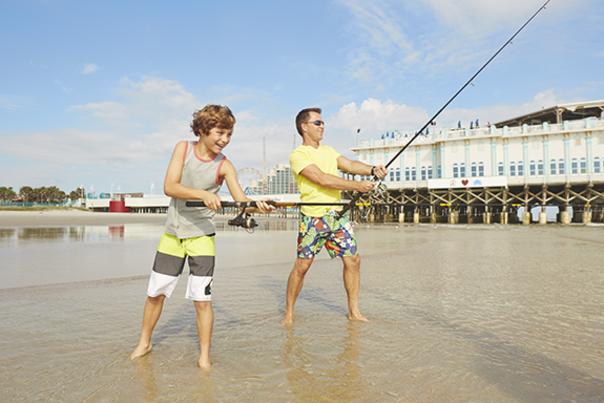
top-left (130, 295), bottom-right (166, 359)
top-left (183, 236), bottom-right (215, 368)
top-left (131, 233), bottom-right (186, 360)
top-left (194, 301), bottom-right (214, 369)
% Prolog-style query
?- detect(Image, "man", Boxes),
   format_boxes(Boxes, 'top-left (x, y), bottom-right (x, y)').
top-left (282, 107), bottom-right (387, 325)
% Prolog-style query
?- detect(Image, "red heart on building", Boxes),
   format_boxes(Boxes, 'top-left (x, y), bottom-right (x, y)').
top-left (461, 179), bottom-right (469, 186)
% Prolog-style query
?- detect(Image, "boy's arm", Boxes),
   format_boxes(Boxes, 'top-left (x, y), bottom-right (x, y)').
top-left (299, 164), bottom-right (375, 193)
top-left (337, 155), bottom-right (387, 179)
top-left (163, 142), bottom-right (221, 210)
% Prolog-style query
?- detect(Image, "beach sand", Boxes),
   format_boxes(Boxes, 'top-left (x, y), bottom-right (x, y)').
top-left (1, 217), bottom-right (603, 401)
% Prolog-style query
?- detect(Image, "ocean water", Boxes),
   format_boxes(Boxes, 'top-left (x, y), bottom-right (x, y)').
top-left (0, 221), bottom-right (603, 402)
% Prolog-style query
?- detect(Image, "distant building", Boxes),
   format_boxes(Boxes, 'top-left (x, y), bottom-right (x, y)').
top-left (247, 163), bottom-right (298, 195)
top-left (350, 100), bottom-right (604, 188)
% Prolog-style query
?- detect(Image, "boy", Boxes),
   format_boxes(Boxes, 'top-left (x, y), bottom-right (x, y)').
top-left (130, 105), bottom-right (272, 369)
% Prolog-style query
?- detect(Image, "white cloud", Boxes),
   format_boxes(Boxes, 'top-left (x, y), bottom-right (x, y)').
top-left (423, 0), bottom-right (585, 35)
top-left (330, 98), bottom-right (428, 134)
top-left (0, 96), bottom-right (19, 111)
top-left (82, 63), bottom-right (99, 75)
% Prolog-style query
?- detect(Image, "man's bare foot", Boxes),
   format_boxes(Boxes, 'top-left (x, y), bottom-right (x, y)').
top-left (130, 344), bottom-right (152, 360)
top-left (197, 356), bottom-right (211, 370)
top-left (348, 312), bottom-right (369, 322)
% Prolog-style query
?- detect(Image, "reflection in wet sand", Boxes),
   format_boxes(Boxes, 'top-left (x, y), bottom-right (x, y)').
top-left (283, 323), bottom-right (362, 401)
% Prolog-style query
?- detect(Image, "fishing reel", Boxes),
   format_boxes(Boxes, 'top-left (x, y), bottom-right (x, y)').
top-left (369, 182), bottom-right (389, 203)
top-left (227, 209), bottom-right (258, 232)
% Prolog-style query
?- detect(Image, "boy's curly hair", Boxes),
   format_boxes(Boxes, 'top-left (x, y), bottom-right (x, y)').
top-left (190, 105), bottom-right (236, 136)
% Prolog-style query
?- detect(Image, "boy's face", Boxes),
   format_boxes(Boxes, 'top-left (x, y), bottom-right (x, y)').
top-left (202, 127), bottom-right (233, 154)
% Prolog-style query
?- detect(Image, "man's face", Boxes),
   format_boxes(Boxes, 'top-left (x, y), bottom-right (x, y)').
top-left (303, 111), bottom-right (325, 142)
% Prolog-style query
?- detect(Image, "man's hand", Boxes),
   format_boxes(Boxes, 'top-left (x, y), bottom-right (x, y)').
top-left (372, 164), bottom-right (388, 179)
top-left (355, 181), bottom-right (375, 193)
top-left (200, 192), bottom-right (221, 211)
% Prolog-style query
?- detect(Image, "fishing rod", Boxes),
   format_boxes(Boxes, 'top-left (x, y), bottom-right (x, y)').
top-left (185, 200), bottom-right (351, 230)
top-left (338, 0), bottom-right (552, 218)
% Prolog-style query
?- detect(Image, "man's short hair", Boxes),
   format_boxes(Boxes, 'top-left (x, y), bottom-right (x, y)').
top-left (295, 107), bottom-right (322, 137)
top-left (190, 105), bottom-right (236, 137)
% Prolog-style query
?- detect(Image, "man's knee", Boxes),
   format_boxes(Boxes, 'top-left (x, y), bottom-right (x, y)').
top-left (294, 258), bottom-right (313, 276)
top-left (344, 254), bottom-right (361, 268)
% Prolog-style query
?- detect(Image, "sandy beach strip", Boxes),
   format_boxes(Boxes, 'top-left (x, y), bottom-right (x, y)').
top-left (0, 209), bottom-right (168, 226)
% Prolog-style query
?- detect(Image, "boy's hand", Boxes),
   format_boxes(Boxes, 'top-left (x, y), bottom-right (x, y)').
top-left (356, 181), bottom-right (375, 193)
top-left (255, 200), bottom-right (274, 213)
top-left (201, 192), bottom-right (221, 211)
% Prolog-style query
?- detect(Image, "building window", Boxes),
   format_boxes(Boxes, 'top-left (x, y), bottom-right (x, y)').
top-left (421, 166), bottom-right (427, 180)
top-left (428, 166), bottom-right (433, 179)
top-left (453, 163), bottom-right (459, 178)
top-left (571, 158), bottom-right (578, 174)
top-left (580, 157), bottom-right (587, 174)
top-left (388, 170), bottom-right (394, 181)
top-left (478, 162), bottom-right (484, 177)
top-left (559, 159), bottom-right (565, 174)
top-left (510, 161), bottom-right (516, 176)
top-left (395, 168), bottom-right (401, 181)
top-left (437, 165), bottom-right (442, 178)
top-left (537, 160), bottom-right (544, 175)
top-left (405, 168), bottom-right (410, 181)
top-left (411, 168), bottom-right (416, 181)
top-left (529, 160), bottom-right (536, 176)
top-left (460, 163), bottom-right (466, 177)
top-left (498, 162), bottom-right (504, 176)
top-left (595, 157), bottom-right (601, 173)
top-left (518, 161), bottom-right (524, 176)
top-left (471, 162), bottom-right (477, 177)
top-left (550, 159), bottom-right (557, 175)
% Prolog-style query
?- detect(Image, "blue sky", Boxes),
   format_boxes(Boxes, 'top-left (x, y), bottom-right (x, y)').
top-left (1, 0), bottom-right (602, 194)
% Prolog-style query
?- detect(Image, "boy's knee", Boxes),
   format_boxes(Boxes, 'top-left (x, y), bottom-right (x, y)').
top-left (194, 300), bottom-right (212, 311)
top-left (147, 294), bottom-right (166, 304)
top-left (344, 254), bottom-right (361, 268)
top-left (294, 258), bottom-right (313, 276)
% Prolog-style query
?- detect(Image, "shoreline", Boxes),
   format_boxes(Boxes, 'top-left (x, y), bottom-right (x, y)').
top-left (0, 210), bottom-right (168, 226)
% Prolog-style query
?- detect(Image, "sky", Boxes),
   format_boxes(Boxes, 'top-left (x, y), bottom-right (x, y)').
top-left (1, 0), bottom-right (602, 194)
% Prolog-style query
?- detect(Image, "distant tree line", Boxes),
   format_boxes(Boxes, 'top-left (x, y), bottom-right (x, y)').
top-left (0, 186), bottom-right (85, 203)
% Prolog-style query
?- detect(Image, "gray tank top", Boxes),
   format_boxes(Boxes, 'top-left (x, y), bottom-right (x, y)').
top-left (165, 141), bottom-right (226, 238)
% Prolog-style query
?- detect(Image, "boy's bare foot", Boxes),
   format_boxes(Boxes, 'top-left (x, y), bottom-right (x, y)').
top-left (130, 343), bottom-right (152, 360)
top-left (281, 314), bottom-right (293, 327)
top-left (197, 356), bottom-right (212, 371)
top-left (348, 312), bottom-right (369, 322)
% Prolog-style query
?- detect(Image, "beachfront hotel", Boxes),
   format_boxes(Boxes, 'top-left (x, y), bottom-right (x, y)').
top-left (348, 100), bottom-right (604, 224)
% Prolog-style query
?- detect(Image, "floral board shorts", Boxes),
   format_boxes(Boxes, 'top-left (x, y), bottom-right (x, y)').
top-left (297, 211), bottom-right (357, 259)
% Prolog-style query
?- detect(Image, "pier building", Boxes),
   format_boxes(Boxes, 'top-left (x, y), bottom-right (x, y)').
top-left (349, 100), bottom-right (604, 224)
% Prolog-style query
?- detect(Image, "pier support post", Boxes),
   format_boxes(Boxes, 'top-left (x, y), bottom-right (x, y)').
top-left (413, 208), bottom-right (420, 224)
top-left (398, 212), bottom-right (405, 223)
top-left (583, 206), bottom-right (592, 224)
top-left (560, 204), bottom-right (570, 225)
top-left (501, 211), bottom-right (508, 225)
top-left (467, 207), bottom-right (474, 224)
top-left (522, 210), bottom-right (531, 225)
top-left (431, 210), bottom-right (437, 224)
top-left (484, 206), bottom-right (491, 224)
top-left (539, 206), bottom-right (547, 225)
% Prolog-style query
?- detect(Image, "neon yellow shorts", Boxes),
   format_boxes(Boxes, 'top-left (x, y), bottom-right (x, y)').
top-left (146, 233), bottom-right (215, 301)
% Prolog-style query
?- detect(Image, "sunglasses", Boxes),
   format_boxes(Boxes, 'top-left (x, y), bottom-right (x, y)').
top-left (307, 120), bottom-right (325, 127)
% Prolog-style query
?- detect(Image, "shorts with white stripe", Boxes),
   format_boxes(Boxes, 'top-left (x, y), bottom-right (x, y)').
top-left (147, 233), bottom-right (215, 301)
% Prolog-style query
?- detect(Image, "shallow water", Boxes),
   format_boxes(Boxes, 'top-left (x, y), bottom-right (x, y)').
top-left (0, 222), bottom-right (603, 402)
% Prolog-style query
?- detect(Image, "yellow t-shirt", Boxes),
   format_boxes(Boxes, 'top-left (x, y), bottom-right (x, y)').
top-left (289, 144), bottom-right (342, 217)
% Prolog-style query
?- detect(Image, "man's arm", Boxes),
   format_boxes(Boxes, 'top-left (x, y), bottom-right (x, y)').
top-left (299, 164), bottom-right (374, 193)
top-left (337, 155), bottom-right (388, 179)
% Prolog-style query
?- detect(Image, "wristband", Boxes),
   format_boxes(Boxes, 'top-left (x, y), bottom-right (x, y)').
top-left (370, 166), bottom-right (376, 176)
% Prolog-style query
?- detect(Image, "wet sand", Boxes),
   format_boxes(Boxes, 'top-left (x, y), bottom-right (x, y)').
top-left (0, 210), bottom-right (167, 226)
top-left (0, 222), bottom-right (603, 402)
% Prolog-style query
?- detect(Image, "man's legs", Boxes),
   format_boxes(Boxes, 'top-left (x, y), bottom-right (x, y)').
top-left (281, 257), bottom-right (314, 325)
top-left (342, 255), bottom-right (367, 321)
top-left (130, 294), bottom-right (166, 359)
top-left (194, 301), bottom-right (214, 369)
